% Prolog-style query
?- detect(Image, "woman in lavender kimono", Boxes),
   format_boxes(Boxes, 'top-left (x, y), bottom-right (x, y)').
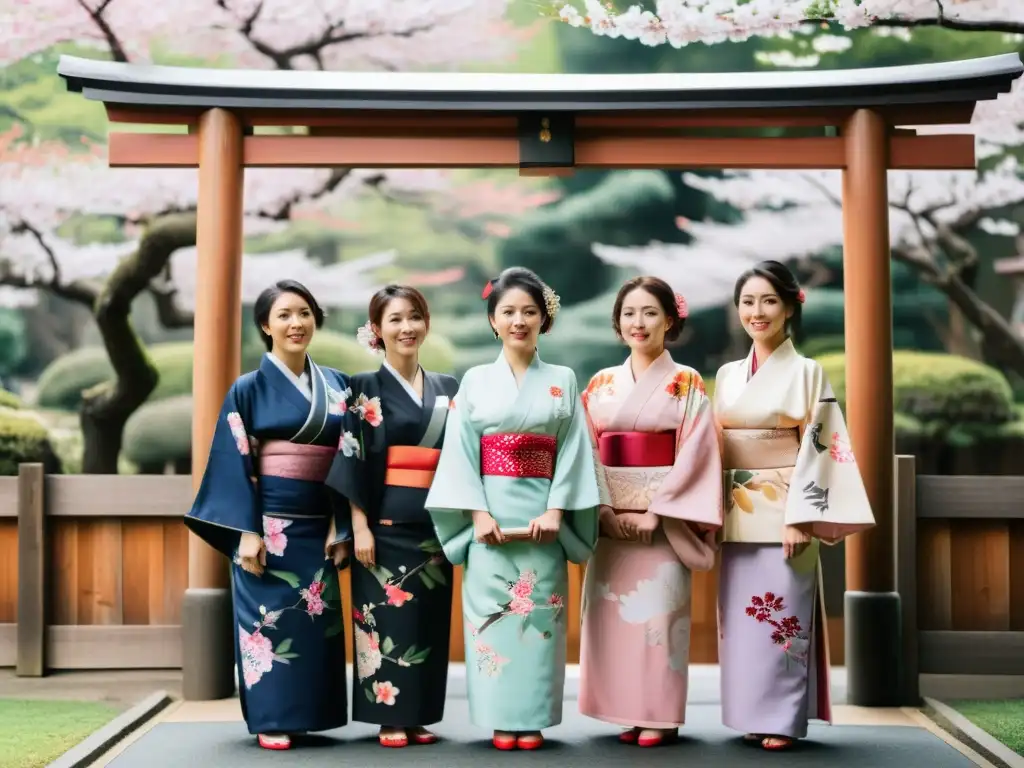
top-left (713, 260), bottom-right (875, 750)
top-left (324, 285), bottom-right (458, 748)
top-left (184, 280), bottom-right (352, 751)
top-left (425, 267), bottom-right (600, 752)
top-left (578, 276), bottom-right (721, 747)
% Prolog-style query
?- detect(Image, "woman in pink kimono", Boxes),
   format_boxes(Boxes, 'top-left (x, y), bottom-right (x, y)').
top-left (713, 260), bottom-right (875, 750)
top-left (578, 276), bottom-right (722, 747)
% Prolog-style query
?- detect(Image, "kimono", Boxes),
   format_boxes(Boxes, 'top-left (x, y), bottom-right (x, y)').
top-left (324, 361), bottom-right (459, 726)
top-left (713, 338), bottom-right (875, 738)
top-left (184, 352), bottom-right (351, 736)
top-left (424, 351), bottom-right (600, 732)
top-left (578, 351), bottom-right (722, 729)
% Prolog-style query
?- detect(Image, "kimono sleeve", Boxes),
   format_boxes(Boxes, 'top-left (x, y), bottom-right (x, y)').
top-left (183, 379), bottom-right (262, 558)
top-left (547, 371), bottom-right (600, 564)
top-left (424, 372), bottom-right (488, 566)
top-left (648, 372), bottom-right (721, 571)
top-left (324, 404), bottom-right (364, 548)
top-left (581, 384), bottom-right (613, 509)
top-left (786, 363), bottom-right (876, 544)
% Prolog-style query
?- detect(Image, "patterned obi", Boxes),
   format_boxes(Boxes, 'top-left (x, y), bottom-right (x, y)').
top-left (721, 427), bottom-right (798, 544)
top-left (598, 430), bottom-right (675, 513)
top-left (258, 441), bottom-right (335, 482)
top-left (480, 433), bottom-right (557, 480)
top-left (384, 446), bottom-right (441, 489)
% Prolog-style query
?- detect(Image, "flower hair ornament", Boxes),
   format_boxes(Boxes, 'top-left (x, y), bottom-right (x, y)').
top-left (542, 283), bottom-right (561, 322)
top-left (356, 321), bottom-right (384, 356)
top-left (673, 292), bottom-right (689, 319)
top-left (481, 279), bottom-right (495, 300)
top-left (797, 289), bottom-right (806, 304)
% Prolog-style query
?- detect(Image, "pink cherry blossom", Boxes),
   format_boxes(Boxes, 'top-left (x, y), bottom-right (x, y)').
top-left (509, 596), bottom-right (535, 616)
top-left (372, 680), bottom-right (400, 706)
top-left (262, 517), bottom-right (292, 557)
top-left (238, 626), bottom-right (275, 689)
top-left (300, 580), bottom-right (327, 617)
top-left (384, 582), bottom-right (414, 607)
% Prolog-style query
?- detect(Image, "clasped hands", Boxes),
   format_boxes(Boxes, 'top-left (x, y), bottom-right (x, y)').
top-left (599, 505), bottom-right (659, 544)
top-left (236, 522), bottom-right (349, 577)
top-left (472, 508), bottom-right (562, 546)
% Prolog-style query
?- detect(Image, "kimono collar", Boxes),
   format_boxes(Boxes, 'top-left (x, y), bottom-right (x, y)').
top-left (381, 358), bottom-right (423, 407)
top-left (264, 351), bottom-right (311, 400)
top-left (746, 337), bottom-right (797, 379)
top-left (494, 348), bottom-right (542, 370)
top-left (627, 348), bottom-right (675, 382)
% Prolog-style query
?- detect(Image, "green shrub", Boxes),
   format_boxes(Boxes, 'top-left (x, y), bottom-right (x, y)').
top-left (38, 332), bottom-right (458, 413)
top-left (0, 410), bottom-right (62, 475)
top-left (0, 389), bottom-right (22, 409)
top-left (122, 396), bottom-right (192, 467)
top-left (816, 350), bottom-right (1016, 425)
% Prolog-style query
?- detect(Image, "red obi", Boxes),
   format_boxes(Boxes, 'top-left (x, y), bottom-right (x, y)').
top-left (480, 433), bottom-right (557, 479)
top-left (598, 431), bottom-right (675, 468)
top-left (385, 446), bottom-right (441, 489)
top-left (258, 441), bottom-right (336, 481)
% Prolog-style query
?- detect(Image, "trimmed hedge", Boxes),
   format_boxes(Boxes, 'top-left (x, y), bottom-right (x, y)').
top-left (37, 331), bottom-right (457, 412)
top-left (0, 410), bottom-right (62, 475)
top-left (0, 389), bottom-right (22, 409)
top-left (816, 350), bottom-right (1016, 425)
top-left (123, 396), bottom-right (193, 467)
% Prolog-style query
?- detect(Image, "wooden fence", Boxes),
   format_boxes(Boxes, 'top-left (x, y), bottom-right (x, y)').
top-left (0, 459), bottom-right (1018, 678)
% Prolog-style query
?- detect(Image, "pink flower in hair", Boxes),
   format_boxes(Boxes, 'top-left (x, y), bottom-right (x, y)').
top-left (797, 289), bottom-right (806, 304)
top-left (674, 293), bottom-right (689, 319)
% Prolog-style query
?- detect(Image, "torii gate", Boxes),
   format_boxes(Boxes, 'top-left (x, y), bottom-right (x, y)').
top-left (57, 51), bottom-right (1023, 708)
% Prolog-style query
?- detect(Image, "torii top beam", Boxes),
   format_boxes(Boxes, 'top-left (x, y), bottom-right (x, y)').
top-left (56, 53), bottom-right (1022, 172)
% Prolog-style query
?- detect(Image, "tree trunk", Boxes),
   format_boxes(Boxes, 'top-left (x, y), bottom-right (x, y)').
top-left (943, 271), bottom-right (1024, 378)
top-left (79, 213), bottom-right (198, 474)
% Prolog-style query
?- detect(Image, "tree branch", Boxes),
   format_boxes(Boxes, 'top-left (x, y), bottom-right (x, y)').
top-left (76, 0), bottom-right (130, 62)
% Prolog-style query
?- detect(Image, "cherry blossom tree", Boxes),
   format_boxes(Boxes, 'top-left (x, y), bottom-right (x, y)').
top-left (592, 70), bottom-right (1024, 376)
top-left (0, 0), bottom-right (517, 472)
top-left (554, 1), bottom-right (1024, 46)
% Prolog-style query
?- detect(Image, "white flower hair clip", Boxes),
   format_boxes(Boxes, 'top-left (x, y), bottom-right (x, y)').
top-left (542, 284), bottom-right (561, 320)
top-left (356, 321), bottom-right (383, 356)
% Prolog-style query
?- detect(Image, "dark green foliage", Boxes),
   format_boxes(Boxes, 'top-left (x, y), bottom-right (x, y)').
top-left (497, 171), bottom-right (677, 305)
top-left (0, 410), bottom-right (62, 475)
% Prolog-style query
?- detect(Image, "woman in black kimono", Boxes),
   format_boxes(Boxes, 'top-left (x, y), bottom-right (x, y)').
top-left (325, 284), bottom-right (458, 748)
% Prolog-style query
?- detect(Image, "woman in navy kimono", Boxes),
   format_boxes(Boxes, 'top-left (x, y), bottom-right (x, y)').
top-left (325, 285), bottom-right (458, 748)
top-left (185, 279), bottom-right (352, 751)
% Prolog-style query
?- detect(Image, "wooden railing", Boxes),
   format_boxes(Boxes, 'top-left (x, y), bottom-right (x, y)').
top-left (0, 459), bottom-right (1017, 676)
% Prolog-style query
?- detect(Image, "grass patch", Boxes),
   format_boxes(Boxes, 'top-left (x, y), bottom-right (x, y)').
top-left (950, 699), bottom-right (1024, 756)
top-left (0, 699), bottom-right (120, 768)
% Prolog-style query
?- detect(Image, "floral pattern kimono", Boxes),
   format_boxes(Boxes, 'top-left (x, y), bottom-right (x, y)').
top-left (578, 350), bottom-right (721, 729)
top-left (185, 352), bottom-right (352, 735)
top-left (424, 351), bottom-right (600, 732)
top-left (713, 338), bottom-right (875, 739)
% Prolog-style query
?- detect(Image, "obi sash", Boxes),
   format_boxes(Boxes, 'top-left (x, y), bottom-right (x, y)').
top-left (258, 441), bottom-right (335, 482)
top-left (721, 427), bottom-right (799, 544)
top-left (384, 445), bottom-right (441, 489)
top-left (598, 430), bottom-right (676, 513)
top-left (480, 433), bottom-right (556, 480)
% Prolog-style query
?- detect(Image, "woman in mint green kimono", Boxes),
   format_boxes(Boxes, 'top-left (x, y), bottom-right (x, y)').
top-left (425, 267), bottom-right (600, 752)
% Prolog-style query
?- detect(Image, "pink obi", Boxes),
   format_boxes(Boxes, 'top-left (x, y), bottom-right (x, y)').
top-left (480, 433), bottom-right (557, 479)
top-left (258, 441), bottom-right (335, 482)
top-left (598, 430), bottom-right (675, 468)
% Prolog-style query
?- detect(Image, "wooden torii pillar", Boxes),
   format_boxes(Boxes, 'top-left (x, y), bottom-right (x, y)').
top-left (56, 52), bottom-right (1023, 706)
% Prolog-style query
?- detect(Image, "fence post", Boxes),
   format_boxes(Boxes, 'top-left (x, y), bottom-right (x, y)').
top-left (16, 463), bottom-right (46, 677)
top-left (893, 455), bottom-right (919, 705)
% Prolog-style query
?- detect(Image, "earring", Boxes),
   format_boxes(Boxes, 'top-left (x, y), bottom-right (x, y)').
top-left (493, 329), bottom-right (500, 340)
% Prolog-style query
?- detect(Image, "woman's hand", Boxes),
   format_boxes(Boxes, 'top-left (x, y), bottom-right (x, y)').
top-left (782, 525), bottom-right (812, 559)
top-left (528, 508), bottom-right (563, 544)
top-left (472, 510), bottom-right (504, 546)
top-left (237, 532), bottom-right (265, 576)
top-left (354, 527), bottom-right (376, 568)
top-left (619, 512), bottom-right (659, 544)
top-left (599, 505), bottom-right (628, 540)
top-left (326, 541), bottom-right (349, 567)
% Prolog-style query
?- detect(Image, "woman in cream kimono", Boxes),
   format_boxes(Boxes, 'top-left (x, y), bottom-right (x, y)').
top-left (578, 276), bottom-right (721, 747)
top-left (714, 260), bottom-right (875, 751)
top-left (425, 267), bottom-right (600, 752)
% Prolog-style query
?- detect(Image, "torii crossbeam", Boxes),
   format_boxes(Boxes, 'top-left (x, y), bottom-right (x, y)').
top-left (57, 51), bottom-right (1024, 708)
